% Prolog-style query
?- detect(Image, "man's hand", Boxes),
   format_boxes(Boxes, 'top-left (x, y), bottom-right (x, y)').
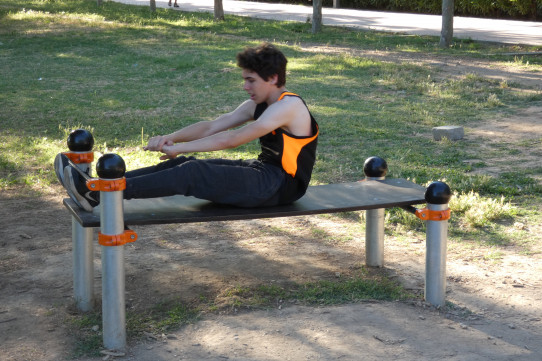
top-left (143, 136), bottom-right (173, 152)
top-left (159, 144), bottom-right (179, 160)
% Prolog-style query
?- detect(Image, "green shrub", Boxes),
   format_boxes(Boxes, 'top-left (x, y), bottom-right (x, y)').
top-left (450, 191), bottom-right (517, 229)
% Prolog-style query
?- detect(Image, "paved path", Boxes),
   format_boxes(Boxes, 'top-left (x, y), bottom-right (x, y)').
top-left (117, 0), bottom-right (542, 46)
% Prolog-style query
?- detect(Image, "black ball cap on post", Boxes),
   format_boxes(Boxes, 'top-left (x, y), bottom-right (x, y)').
top-left (67, 129), bottom-right (94, 152)
top-left (96, 154), bottom-right (126, 179)
top-left (363, 156), bottom-right (388, 178)
top-left (425, 181), bottom-right (452, 204)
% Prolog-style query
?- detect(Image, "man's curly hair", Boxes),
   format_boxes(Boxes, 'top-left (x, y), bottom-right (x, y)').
top-left (236, 43), bottom-right (288, 87)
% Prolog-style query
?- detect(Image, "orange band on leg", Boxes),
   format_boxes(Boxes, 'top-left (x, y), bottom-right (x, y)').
top-left (86, 178), bottom-right (126, 192)
top-left (415, 208), bottom-right (451, 221)
top-left (98, 229), bottom-right (138, 247)
top-left (64, 152), bottom-right (94, 164)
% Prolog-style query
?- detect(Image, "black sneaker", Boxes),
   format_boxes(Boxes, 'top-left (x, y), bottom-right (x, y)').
top-left (54, 153), bottom-right (90, 188)
top-left (64, 166), bottom-right (100, 212)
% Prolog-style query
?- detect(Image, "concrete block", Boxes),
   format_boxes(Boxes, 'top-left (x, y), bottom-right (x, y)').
top-left (432, 126), bottom-right (464, 141)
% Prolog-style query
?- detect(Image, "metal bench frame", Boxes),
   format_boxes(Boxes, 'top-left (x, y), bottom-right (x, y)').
top-left (62, 142), bottom-right (450, 351)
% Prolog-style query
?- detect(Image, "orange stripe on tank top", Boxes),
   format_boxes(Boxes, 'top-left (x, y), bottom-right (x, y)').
top-left (278, 92), bottom-right (298, 101)
top-left (277, 91), bottom-right (318, 177)
top-left (281, 133), bottom-right (318, 178)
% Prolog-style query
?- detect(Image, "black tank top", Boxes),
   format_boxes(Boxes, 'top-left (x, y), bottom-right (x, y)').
top-left (255, 92), bottom-right (319, 203)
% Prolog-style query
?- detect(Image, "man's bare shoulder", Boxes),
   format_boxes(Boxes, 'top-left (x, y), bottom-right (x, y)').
top-left (265, 94), bottom-right (305, 113)
top-left (263, 94), bottom-right (312, 136)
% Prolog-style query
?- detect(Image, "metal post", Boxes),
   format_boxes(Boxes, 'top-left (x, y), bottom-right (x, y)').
top-left (423, 182), bottom-right (452, 307)
top-left (365, 208), bottom-right (385, 267)
top-left (72, 219), bottom-right (94, 311)
top-left (425, 203), bottom-right (448, 306)
top-left (363, 157), bottom-right (388, 267)
top-left (101, 190), bottom-right (126, 350)
top-left (95, 153), bottom-right (128, 351)
top-left (64, 129), bottom-right (95, 311)
top-left (72, 158), bottom-right (93, 311)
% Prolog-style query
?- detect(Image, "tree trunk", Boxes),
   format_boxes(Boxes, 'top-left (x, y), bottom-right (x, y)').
top-left (149, 0), bottom-right (156, 12)
top-left (214, 0), bottom-right (225, 21)
top-left (333, 0), bottom-right (340, 8)
top-left (97, 0), bottom-right (102, 6)
top-left (439, 0), bottom-right (454, 48)
top-left (312, 0), bottom-right (323, 34)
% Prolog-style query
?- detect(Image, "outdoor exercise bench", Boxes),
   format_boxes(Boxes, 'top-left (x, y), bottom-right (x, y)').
top-left (61, 129), bottom-right (451, 351)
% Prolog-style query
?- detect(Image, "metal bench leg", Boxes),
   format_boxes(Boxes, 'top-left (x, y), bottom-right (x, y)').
top-left (100, 176), bottom-right (126, 350)
top-left (63, 129), bottom-right (96, 311)
top-left (363, 156), bottom-right (388, 267)
top-left (72, 218), bottom-right (94, 311)
top-left (101, 239), bottom-right (126, 350)
top-left (423, 182), bottom-right (451, 307)
top-left (93, 154), bottom-right (135, 351)
top-left (365, 208), bottom-right (384, 267)
top-left (425, 203), bottom-right (448, 306)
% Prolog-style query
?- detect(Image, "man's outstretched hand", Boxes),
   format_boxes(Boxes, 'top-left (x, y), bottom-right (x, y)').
top-left (143, 136), bottom-right (173, 152)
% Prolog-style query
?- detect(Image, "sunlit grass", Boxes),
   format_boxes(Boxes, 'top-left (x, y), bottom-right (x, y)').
top-left (0, 0), bottom-right (540, 249)
top-left (450, 191), bottom-right (517, 228)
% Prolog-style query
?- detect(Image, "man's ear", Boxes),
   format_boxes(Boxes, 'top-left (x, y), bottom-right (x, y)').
top-left (269, 74), bottom-right (279, 85)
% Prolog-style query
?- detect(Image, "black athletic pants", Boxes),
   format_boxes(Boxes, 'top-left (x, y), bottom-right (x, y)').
top-left (124, 156), bottom-right (286, 207)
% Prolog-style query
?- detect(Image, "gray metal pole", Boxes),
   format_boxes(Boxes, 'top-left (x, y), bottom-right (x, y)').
top-left (365, 207), bottom-right (385, 267)
top-left (72, 218), bottom-right (94, 311)
top-left (425, 203), bottom-right (449, 306)
top-left (72, 160), bottom-right (93, 311)
top-left (363, 157), bottom-right (388, 267)
top-left (101, 190), bottom-right (126, 350)
top-left (422, 181), bottom-right (452, 307)
top-left (96, 153), bottom-right (127, 351)
top-left (65, 129), bottom-right (96, 312)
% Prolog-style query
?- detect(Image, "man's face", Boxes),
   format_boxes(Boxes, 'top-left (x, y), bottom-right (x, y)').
top-left (241, 69), bottom-right (277, 104)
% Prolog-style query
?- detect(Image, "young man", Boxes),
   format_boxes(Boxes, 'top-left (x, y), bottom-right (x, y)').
top-left (58, 43), bottom-right (319, 211)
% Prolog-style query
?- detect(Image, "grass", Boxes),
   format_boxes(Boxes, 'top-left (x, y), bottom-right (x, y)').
top-left (2, 1), bottom-right (541, 191)
top-left (67, 300), bottom-right (200, 357)
top-left (212, 266), bottom-right (408, 312)
top-left (67, 312), bottom-right (104, 358)
top-left (1, 0), bottom-right (541, 354)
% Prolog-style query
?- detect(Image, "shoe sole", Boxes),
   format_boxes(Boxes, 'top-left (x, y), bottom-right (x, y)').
top-left (54, 153), bottom-right (70, 188)
top-left (62, 172), bottom-right (85, 210)
top-left (55, 154), bottom-right (85, 209)
top-left (64, 166), bottom-right (94, 212)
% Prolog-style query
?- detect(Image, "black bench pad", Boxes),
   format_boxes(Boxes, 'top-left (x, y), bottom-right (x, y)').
top-left (64, 178), bottom-right (426, 228)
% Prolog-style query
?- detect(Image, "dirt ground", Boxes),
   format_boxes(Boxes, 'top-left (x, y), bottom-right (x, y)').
top-left (1, 51), bottom-right (541, 361)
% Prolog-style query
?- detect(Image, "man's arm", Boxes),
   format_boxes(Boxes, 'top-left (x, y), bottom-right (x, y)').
top-left (144, 100), bottom-right (256, 152)
top-left (159, 96), bottom-right (311, 159)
